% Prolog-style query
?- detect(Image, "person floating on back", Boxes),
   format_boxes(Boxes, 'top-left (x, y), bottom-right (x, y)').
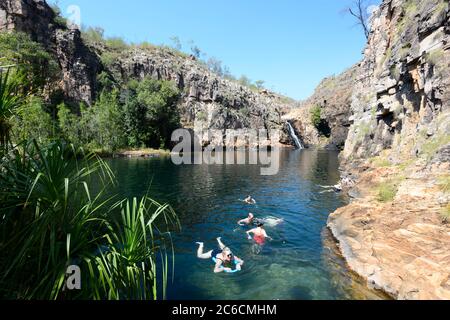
top-left (238, 213), bottom-right (255, 226)
top-left (246, 223), bottom-right (272, 245)
top-left (196, 238), bottom-right (244, 273)
top-left (244, 195), bottom-right (256, 205)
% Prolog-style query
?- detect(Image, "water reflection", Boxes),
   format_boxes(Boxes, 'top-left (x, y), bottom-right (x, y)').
top-left (106, 149), bottom-right (386, 300)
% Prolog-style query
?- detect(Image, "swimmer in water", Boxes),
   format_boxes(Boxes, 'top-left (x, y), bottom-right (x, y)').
top-left (238, 213), bottom-right (255, 226)
top-left (259, 216), bottom-right (284, 227)
top-left (196, 238), bottom-right (244, 273)
top-left (246, 223), bottom-right (272, 245)
top-left (243, 195), bottom-right (256, 205)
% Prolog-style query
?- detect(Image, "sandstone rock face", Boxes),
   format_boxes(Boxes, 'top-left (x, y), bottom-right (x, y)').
top-left (303, 66), bottom-right (357, 149)
top-left (0, 0), bottom-right (298, 147)
top-left (0, 0), bottom-right (100, 104)
top-left (284, 65), bottom-right (357, 149)
top-left (328, 161), bottom-right (450, 300)
top-left (329, 0), bottom-right (450, 300)
top-left (105, 47), bottom-right (295, 147)
top-left (343, 0), bottom-right (450, 162)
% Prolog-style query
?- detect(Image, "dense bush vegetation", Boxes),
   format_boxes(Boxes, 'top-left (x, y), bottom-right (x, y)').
top-left (10, 96), bottom-right (54, 144)
top-left (0, 140), bottom-right (179, 299)
top-left (310, 105), bottom-right (322, 129)
top-left (0, 32), bottom-right (59, 93)
top-left (1, 31), bottom-right (180, 300)
top-left (55, 79), bottom-right (180, 152)
top-left (123, 78), bottom-right (181, 149)
top-left (1, 32), bottom-right (181, 153)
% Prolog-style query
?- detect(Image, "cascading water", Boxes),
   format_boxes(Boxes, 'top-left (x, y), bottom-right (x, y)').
top-left (286, 121), bottom-right (304, 149)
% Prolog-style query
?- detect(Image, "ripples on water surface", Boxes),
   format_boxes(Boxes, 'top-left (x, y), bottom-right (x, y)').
top-left (107, 149), bottom-right (387, 300)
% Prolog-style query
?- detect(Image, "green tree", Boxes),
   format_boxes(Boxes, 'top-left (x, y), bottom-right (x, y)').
top-left (170, 36), bottom-right (182, 51)
top-left (207, 57), bottom-right (223, 76)
top-left (57, 102), bottom-right (80, 144)
top-left (88, 90), bottom-right (125, 151)
top-left (255, 80), bottom-right (265, 89)
top-left (0, 32), bottom-right (59, 93)
top-left (57, 91), bottom-right (126, 152)
top-left (223, 66), bottom-right (235, 80)
top-left (138, 79), bottom-right (181, 148)
top-left (189, 41), bottom-right (202, 59)
top-left (124, 92), bottom-right (147, 148)
top-left (10, 96), bottom-right (54, 145)
top-left (124, 78), bottom-right (180, 149)
top-left (81, 26), bottom-right (105, 46)
top-left (310, 105), bottom-right (322, 129)
top-left (238, 75), bottom-right (252, 87)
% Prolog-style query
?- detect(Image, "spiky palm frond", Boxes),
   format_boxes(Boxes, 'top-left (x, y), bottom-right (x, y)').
top-left (0, 69), bottom-right (25, 148)
top-left (0, 139), bottom-right (179, 300)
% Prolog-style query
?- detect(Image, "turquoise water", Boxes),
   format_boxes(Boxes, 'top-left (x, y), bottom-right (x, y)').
top-left (106, 149), bottom-right (385, 300)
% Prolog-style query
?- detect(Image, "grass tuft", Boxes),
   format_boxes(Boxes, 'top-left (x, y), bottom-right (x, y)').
top-left (438, 175), bottom-right (450, 193)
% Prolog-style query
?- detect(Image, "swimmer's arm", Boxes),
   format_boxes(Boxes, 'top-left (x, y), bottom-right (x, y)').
top-left (246, 229), bottom-right (255, 239)
top-left (263, 230), bottom-right (273, 240)
top-left (235, 256), bottom-right (244, 265)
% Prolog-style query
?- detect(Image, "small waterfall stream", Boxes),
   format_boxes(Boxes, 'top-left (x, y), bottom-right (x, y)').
top-left (286, 121), bottom-right (304, 149)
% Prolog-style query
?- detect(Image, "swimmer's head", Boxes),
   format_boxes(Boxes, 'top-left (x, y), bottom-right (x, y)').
top-left (257, 222), bottom-right (264, 228)
top-left (248, 213), bottom-right (254, 219)
top-left (223, 247), bottom-right (233, 259)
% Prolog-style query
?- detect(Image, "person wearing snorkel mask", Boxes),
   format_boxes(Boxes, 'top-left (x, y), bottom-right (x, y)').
top-left (196, 237), bottom-right (244, 273)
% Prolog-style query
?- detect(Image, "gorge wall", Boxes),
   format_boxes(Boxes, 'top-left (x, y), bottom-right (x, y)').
top-left (0, 0), bottom-right (296, 148)
top-left (326, 0), bottom-right (450, 300)
top-left (0, 0), bottom-right (100, 104)
top-left (342, 0), bottom-right (449, 162)
top-left (284, 65), bottom-right (357, 149)
top-left (106, 46), bottom-right (294, 147)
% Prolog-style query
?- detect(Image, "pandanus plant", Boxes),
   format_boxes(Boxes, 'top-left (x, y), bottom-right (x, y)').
top-left (0, 68), bottom-right (24, 150)
top-left (0, 140), bottom-right (180, 300)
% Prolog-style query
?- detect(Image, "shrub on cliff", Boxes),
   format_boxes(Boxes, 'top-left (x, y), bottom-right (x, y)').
top-left (124, 78), bottom-right (181, 149)
top-left (81, 26), bottom-right (106, 47)
top-left (310, 105), bottom-right (322, 129)
top-left (376, 183), bottom-right (398, 203)
top-left (0, 32), bottom-right (59, 93)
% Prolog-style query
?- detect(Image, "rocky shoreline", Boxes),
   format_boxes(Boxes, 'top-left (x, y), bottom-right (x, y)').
top-left (327, 156), bottom-right (450, 300)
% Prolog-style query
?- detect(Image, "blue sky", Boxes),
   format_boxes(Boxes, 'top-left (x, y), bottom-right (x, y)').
top-left (50, 0), bottom-right (379, 100)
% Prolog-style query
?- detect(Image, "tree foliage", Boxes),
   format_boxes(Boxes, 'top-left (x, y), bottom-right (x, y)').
top-left (0, 32), bottom-right (59, 92)
top-left (310, 105), bottom-right (322, 129)
top-left (10, 96), bottom-right (54, 145)
top-left (124, 78), bottom-right (181, 149)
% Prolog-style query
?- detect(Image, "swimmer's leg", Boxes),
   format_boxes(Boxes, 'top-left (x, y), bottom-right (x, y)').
top-left (196, 242), bottom-right (213, 259)
top-left (216, 237), bottom-right (226, 250)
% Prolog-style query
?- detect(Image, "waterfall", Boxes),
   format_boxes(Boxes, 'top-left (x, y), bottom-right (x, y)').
top-left (286, 121), bottom-right (304, 149)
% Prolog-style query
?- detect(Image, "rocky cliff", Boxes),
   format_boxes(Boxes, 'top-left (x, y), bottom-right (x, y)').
top-left (327, 0), bottom-right (450, 300)
top-left (104, 46), bottom-right (294, 146)
top-left (342, 0), bottom-right (449, 162)
top-left (284, 65), bottom-right (357, 149)
top-left (0, 0), bottom-right (101, 104)
top-left (0, 0), bottom-right (297, 148)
